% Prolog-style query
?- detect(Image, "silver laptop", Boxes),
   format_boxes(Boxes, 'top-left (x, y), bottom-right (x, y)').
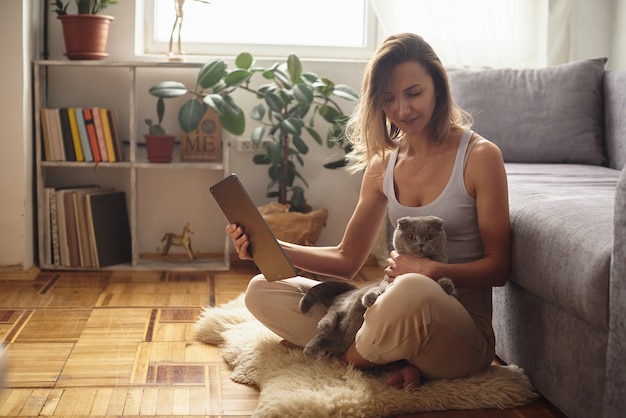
top-left (210, 173), bottom-right (298, 281)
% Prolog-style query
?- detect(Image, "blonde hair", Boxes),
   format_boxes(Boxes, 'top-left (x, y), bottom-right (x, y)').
top-left (345, 33), bottom-right (472, 173)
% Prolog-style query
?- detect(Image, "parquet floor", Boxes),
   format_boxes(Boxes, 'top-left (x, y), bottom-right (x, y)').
top-left (0, 264), bottom-right (565, 417)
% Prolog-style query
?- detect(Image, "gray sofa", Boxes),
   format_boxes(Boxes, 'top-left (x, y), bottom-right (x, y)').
top-left (448, 58), bottom-right (626, 418)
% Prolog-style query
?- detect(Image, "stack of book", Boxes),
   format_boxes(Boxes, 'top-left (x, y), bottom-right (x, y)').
top-left (40, 107), bottom-right (126, 162)
top-left (42, 187), bottom-right (132, 268)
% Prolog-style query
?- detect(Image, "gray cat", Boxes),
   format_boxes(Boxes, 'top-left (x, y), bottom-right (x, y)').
top-left (393, 215), bottom-right (456, 296)
top-left (299, 215), bottom-right (455, 357)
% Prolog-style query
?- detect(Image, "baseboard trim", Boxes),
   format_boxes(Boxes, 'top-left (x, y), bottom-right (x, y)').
top-left (0, 265), bottom-right (40, 280)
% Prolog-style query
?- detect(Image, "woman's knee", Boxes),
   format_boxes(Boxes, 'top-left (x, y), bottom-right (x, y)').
top-left (244, 274), bottom-right (270, 316)
top-left (242, 275), bottom-right (325, 346)
top-left (388, 273), bottom-right (443, 301)
top-left (372, 273), bottom-right (453, 322)
top-left (244, 275), bottom-right (320, 319)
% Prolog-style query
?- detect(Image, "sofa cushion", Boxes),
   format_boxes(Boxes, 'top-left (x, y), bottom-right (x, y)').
top-left (505, 163), bottom-right (619, 328)
top-left (448, 59), bottom-right (607, 165)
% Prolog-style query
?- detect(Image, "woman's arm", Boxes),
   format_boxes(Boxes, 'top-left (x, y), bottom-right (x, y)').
top-left (384, 139), bottom-right (511, 288)
top-left (227, 158), bottom-right (390, 280)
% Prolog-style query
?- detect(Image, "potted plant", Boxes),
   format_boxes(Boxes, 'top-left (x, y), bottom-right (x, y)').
top-left (144, 81), bottom-right (188, 163)
top-left (151, 52), bottom-right (359, 213)
top-left (149, 53), bottom-right (358, 244)
top-left (51, 0), bottom-right (118, 60)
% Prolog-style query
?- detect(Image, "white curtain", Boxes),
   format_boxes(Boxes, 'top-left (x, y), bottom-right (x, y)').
top-left (547, 0), bottom-right (573, 65)
top-left (368, 0), bottom-right (572, 69)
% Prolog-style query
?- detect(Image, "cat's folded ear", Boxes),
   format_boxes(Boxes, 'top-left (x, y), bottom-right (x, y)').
top-left (431, 216), bottom-right (445, 228)
top-left (397, 216), bottom-right (412, 227)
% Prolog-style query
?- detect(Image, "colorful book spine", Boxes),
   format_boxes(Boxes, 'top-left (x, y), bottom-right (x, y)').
top-left (107, 109), bottom-right (126, 162)
top-left (64, 190), bottom-right (81, 267)
top-left (73, 187), bottom-right (104, 267)
top-left (52, 109), bottom-right (66, 161)
top-left (68, 108), bottom-right (85, 161)
top-left (74, 107), bottom-right (93, 162)
top-left (100, 108), bottom-right (117, 162)
top-left (83, 108), bottom-right (101, 163)
top-left (59, 108), bottom-right (76, 161)
top-left (55, 189), bottom-right (70, 266)
top-left (92, 107), bottom-right (109, 162)
top-left (46, 108), bottom-right (65, 161)
top-left (39, 108), bottom-right (54, 161)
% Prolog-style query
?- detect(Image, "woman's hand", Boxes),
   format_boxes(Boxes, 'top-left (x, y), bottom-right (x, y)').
top-left (225, 223), bottom-right (252, 260)
top-left (384, 250), bottom-right (440, 281)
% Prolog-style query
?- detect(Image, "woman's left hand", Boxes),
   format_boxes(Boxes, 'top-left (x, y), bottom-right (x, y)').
top-left (384, 250), bottom-right (439, 281)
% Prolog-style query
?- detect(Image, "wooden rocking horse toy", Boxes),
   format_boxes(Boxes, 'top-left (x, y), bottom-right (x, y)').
top-left (161, 222), bottom-right (196, 260)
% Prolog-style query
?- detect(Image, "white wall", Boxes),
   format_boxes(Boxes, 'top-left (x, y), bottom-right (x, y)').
top-left (612, 0), bottom-right (626, 70)
top-left (1, 0), bottom-right (625, 272)
top-left (570, 0), bottom-right (613, 67)
top-left (0, 0), bottom-right (36, 272)
top-left (566, 0), bottom-right (626, 71)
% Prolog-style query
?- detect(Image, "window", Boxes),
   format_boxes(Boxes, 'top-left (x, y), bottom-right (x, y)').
top-left (143, 0), bottom-right (560, 68)
top-left (369, 0), bottom-right (554, 68)
top-left (143, 0), bottom-right (375, 60)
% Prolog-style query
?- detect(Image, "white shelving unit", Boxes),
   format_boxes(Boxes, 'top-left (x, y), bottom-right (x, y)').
top-left (34, 60), bottom-right (230, 271)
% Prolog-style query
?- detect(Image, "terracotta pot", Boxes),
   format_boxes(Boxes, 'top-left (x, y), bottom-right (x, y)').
top-left (59, 14), bottom-right (114, 60)
top-left (144, 135), bottom-right (176, 163)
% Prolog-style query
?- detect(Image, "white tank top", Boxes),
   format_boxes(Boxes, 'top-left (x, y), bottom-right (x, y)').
top-left (383, 129), bottom-right (494, 342)
top-left (383, 129), bottom-right (484, 264)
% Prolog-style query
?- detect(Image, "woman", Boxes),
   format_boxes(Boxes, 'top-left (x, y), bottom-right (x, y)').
top-left (227, 33), bottom-right (510, 389)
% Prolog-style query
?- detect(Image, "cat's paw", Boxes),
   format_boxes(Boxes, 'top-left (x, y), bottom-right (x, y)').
top-left (303, 344), bottom-right (319, 357)
top-left (362, 290), bottom-right (380, 308)
top-left (303, 337), bottom-right (334, 358)
top-left (317, 317), bottom-right (334, 333)
top-left (299, 295), bottom-right (313, 313)
top-left (438, 278), bottom-right (456, 296)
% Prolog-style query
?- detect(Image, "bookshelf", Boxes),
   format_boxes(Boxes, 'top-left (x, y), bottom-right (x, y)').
top-left (34, 60), bottom-right (230, 271)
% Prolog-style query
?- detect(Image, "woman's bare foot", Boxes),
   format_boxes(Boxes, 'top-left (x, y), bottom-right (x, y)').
top-left (280, 339), bottom-right (302, 349)
top-left (387, 363), bottom-right (422, 389)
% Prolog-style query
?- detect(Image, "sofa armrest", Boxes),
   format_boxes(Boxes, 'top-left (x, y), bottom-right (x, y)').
top-left (604, 166), bottom-right (626, 417)
top-left (604, 71), bottom-right (626, 170)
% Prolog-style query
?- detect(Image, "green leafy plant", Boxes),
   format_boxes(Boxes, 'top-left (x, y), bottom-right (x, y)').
top-left (150, 53), bottom-right (358, 212)
top-left (51, 0), bottom-right (118, 16)
top-left (145, 81), bottom-right (187, 136)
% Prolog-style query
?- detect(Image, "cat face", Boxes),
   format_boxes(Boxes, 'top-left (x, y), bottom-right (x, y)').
top-left (393, 215), bottom-right (446, 258)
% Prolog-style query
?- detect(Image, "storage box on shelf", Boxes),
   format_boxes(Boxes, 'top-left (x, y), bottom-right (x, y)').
top-left (34, 60), bottom-right (230, 271)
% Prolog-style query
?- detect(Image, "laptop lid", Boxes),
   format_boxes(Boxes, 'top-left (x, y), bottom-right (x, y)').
top-left (210, 173), bottom-right (298, 281)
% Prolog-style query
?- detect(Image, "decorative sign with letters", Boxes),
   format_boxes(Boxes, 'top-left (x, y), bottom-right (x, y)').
top-left (180, 108), bottom-right (223, 162)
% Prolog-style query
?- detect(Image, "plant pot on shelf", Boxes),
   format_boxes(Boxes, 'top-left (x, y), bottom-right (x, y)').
top-left (144, 134), bottom-right (176, 163)
top-left (59, 14), bottom-right (114, 60)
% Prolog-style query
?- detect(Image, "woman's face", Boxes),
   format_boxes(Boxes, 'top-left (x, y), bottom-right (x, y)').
top-left (381, 61), bottom-right (437, 137)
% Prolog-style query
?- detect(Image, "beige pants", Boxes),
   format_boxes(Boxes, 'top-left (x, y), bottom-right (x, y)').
top-left (245, 273), bottom-right (494, 379)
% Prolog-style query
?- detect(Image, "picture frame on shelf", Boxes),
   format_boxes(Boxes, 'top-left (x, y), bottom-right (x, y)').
top-left (180, 107), bottom-right (223, 162)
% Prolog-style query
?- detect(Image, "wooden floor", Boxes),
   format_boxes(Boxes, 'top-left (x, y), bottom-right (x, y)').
top-left (0, 265), bottom-right (566, 417)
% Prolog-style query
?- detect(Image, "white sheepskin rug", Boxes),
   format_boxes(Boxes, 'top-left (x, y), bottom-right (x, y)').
top-left (195, 294), bottom-right (538, 418)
